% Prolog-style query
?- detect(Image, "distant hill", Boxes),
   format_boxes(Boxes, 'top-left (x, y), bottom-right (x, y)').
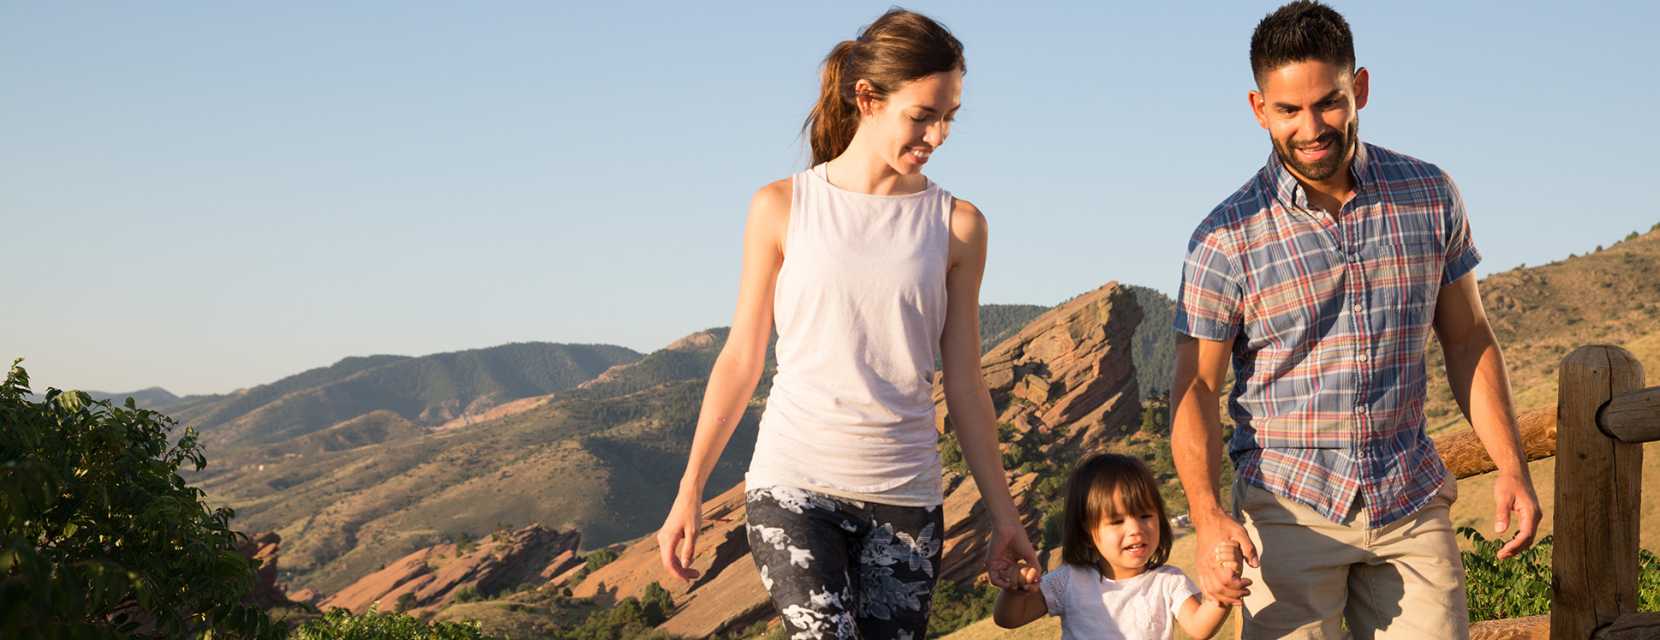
top-left (1127, 285), bottom-right (1176, 400)
top-left (190, 305), bottom-right (1063, 595)
top-left (979, 304), bottom-right (1048, 353)
top-left (1425, 223), bottom-right (1660, 432)
top-left (192, 333), bottom-right (743, 594)
top-left (86, 386), bottom-right (181, 410)
top-left (177, 343), bottom-right (640, 451)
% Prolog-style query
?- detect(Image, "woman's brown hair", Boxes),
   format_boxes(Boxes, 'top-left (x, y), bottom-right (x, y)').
top-left (1059, 453), bottom-right (1176, 573)
top-left (802, 8), bottom-right (965, 165)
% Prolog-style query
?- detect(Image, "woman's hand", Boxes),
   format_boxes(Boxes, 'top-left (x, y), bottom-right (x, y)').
top-left (985, 520), bottom-right (1040, 590)
top-left (656, 491), bottom-right (703, 581)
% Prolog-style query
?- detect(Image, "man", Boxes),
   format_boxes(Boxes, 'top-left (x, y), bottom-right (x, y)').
top-left (1169, 2), bottom-right (1542, 638)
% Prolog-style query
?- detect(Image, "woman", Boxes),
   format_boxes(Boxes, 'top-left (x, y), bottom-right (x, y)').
top-left (656, 9), bottom-right (1037, 638)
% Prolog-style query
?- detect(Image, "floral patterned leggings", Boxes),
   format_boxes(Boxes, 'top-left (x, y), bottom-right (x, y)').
top-left (745, 485), bottom-right (945, 640)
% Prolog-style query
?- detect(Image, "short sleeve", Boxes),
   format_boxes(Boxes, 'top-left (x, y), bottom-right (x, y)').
top-left (1173, 223), bottom-right (1244, 341)
top-left (1439, 172), bottom-right (1482, 286)
top-left (1162, 567), bottom-right (1200, 617)
top-left (1039, 567), bottom-right (1069, 617)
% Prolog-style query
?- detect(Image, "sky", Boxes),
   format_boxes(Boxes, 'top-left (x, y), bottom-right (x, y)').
top-left (3, 2), bottom-right (1657, 396)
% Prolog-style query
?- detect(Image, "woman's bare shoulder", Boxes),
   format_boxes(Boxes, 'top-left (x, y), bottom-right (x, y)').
top-left (950, 197), bottom-right (987, 236)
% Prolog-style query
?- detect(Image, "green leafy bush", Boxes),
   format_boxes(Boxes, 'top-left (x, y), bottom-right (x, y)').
top-left (295, 609), bottom-right (495, 639)
top-left (584, 548), bottom-right (619, 573)
top-left (640, 581), bottom-right (673, 622)
top-left (1460, 527), bottom-right (1553, 621)
top-left (1461, 527), bottom-right (1660, 622)
top-left (566, 594), bottom-right (672, 640)
top-left (0, 361), bottom-right (279, 638)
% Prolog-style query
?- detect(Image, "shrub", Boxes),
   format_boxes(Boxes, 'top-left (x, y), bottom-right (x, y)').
top-left (925, 579), bottom-right (999, 637)
top-left (585, 548), bottom-right (620, 573)
top-left (451, 586), bottom-right (481, 603)
top-left (0, 361), bottom-right (279, 638)
top-left (939, 435), bottom-right (966, 476)
top-left (1461, 527), bottom-right (1660, 621)
top-left (294, 608), bottom-right (495, 639)
top-left (1461, 527), bottom-right (1552, 621)
top-left (641, 581), bottom-right (673, 621)
top-left (567, 595), bottom-right (671, 640)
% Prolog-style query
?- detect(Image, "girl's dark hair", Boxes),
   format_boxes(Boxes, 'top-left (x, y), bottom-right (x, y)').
top-left (1059, 453), bottom-right (1175, 573)
top-left (803, 8), bottom-right (965, 165)
top-left (1249, 0), bottom-right (1355, 85)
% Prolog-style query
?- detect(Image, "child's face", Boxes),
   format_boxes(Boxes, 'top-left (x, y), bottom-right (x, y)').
top-left (1091, 496), bottom-right (1161, 580)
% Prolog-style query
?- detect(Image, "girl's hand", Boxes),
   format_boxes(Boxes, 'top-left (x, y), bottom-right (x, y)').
top-left (656, 491), bottom-right (703, 581)
top-left (1214, 539), bottom-right (1243, 579)
top-left (1018, 563), bottom-right (1041, 590)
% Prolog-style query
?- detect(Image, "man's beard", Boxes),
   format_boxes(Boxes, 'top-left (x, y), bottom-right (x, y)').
top-left (1274, 120), bottom-right (1358, 182)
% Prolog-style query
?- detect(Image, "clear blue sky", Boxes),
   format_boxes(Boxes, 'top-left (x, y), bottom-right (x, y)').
top-left (3, 2), bottom-right (1657, 395)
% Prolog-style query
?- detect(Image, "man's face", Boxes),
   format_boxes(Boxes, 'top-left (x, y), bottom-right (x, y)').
top-left (1250, 60), bottom-right (1369, 183)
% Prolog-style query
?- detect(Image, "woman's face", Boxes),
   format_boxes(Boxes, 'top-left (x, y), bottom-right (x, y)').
top-left (858, 69), bottom-right (962, 175)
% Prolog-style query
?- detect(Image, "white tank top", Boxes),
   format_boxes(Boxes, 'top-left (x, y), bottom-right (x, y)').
top-left (746, 164), bottom-right (954, 507)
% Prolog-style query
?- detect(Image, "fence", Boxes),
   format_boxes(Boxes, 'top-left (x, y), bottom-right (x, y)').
top-left (1445, 345), bottom-right (1660, 639)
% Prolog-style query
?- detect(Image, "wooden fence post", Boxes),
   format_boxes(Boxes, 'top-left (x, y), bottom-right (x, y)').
top-left (1552, 345), bottom-right (1645, 640)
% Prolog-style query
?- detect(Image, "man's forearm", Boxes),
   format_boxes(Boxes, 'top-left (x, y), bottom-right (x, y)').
top-left (1444, 325), bottom-right (1528, 476)
top-left (1172, 381), bottom-right (1228, 522)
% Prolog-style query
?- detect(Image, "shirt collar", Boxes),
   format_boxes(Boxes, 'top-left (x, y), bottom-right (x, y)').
top-left (1267, 138), bottom-right (1371, 213)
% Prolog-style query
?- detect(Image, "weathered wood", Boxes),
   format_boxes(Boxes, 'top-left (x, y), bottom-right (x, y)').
top-left (1599, 386), bottom-right (1660, 444)
top-left (1435, 406), bottom-right (1558, 479)
top-left (1591, 612), bottom-right (1660, 639)
top-left (1471, 615), bottom-right (1548, 639)
top-left (1551, 345), bottom-right (1645, 640)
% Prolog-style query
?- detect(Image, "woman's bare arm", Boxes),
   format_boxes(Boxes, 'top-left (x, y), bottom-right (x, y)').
top-left (657, 179), bottom-right (789, 580)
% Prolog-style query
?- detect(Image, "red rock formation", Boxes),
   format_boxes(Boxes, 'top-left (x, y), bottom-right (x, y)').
top-left (573, 483), bottom-right (772, 638)
top-left (236, 531), bottom-right (307, 610)
top-left (318, 525), bottom-right (580, 614)
top-left (932, 282), bottom-right (1144, 582)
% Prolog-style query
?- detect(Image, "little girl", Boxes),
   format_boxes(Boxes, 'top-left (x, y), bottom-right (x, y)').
top-left (994, 453), bottom-right (1239, 639)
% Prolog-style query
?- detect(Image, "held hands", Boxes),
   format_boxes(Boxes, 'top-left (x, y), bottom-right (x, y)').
top-left (990, 558), bottom-right (1042, 592)
top-left (1193, 512), bottom-right (1258, 606)
top-left (656, 491), bottom-right (703, 581)
top-left (985, 521), bottom-right (1042, 590)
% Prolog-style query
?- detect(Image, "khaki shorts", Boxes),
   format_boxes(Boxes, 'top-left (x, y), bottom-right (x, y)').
top-left (1234, 478), bottom-right (1468, 639)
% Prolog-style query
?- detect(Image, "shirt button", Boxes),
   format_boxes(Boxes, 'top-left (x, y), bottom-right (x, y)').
top-left (1357, 352), bottom-right (1370, 363)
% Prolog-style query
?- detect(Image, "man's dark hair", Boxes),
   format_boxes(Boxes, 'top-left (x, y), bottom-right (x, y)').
top-left (1250, 1), bottom-right (1355, 84)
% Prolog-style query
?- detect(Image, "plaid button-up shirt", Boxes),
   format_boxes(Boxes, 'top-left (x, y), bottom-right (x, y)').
top-left (1174, 141), bottom-right (1481, 527)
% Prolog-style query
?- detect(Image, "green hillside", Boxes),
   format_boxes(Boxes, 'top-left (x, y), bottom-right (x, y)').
top-left (979, 304), bottom-right (1049, 353)
top-left (184, 343), bottom-right (640, 452)
top-left (1127, 285), bottom-right (1176, 400)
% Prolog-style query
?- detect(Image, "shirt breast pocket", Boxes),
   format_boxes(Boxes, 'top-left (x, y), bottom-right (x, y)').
top-left (1374, 235), bottom-right (1443, 327)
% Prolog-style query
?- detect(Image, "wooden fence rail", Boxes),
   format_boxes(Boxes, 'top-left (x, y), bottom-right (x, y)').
top-left (1443, 345), bottom-right (1660, 640)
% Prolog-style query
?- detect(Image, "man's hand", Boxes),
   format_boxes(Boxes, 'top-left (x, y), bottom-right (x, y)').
top-left (1193, 510), bottom-right (1258, 606)
top-left (1492, 472), bottom-right (1541, 559)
